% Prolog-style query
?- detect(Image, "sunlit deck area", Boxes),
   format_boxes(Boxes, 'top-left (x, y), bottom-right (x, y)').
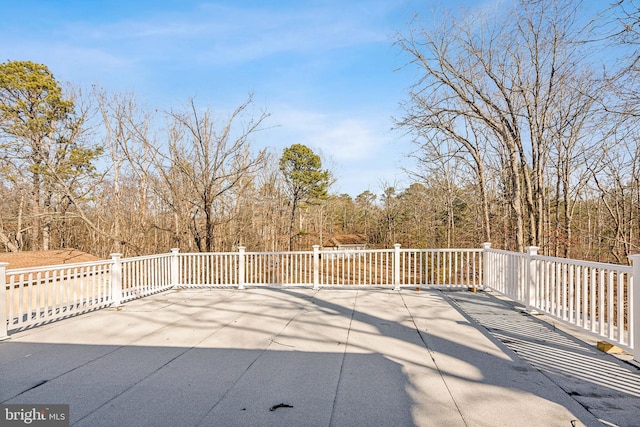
top-left (2, 287), bottom-right (639, 426)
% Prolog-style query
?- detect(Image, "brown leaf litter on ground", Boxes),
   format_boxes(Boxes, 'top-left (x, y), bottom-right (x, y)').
top-left (0, 249), bottom-right (103, 269)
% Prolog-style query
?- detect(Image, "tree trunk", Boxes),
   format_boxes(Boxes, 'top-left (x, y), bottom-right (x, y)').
top-left (31, 170), bottom-right (41, 250)
top-left (508, 144), bottom-right (525, 252)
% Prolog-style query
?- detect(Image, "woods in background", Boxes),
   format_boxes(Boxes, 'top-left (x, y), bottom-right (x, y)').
top-left (1, 0), bottom-right (640, 264)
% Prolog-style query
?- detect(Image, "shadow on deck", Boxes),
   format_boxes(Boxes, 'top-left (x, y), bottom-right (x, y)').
top-left (1, 288), bottom-right (639, 426)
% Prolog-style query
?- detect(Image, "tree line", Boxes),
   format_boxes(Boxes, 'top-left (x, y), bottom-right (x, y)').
top-left (396, 0), bottom-right (640, 263)
top-left (1, 0), bottom-right (639, 264)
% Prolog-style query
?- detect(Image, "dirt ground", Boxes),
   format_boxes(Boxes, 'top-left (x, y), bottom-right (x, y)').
top-left (0, 249), bottom-right (103, 269)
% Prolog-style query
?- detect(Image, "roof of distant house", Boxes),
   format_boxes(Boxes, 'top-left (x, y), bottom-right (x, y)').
top-left (323, 234), bottom-right (368, 247)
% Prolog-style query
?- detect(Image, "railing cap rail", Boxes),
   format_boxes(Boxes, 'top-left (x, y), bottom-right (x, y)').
top-left (6, 258), bottom-right (113, 275)
top-left (532, 254), bottom-right (633, 271)
top-left (400, 247), bottom-right (483, 253)
top-left (485, 247), bottom-right (523, 256)
top-left (177, 251), bottom-right (239, 256)
top-left (244, 250), bottom-right (312, 255)
top-left (120, 253), bottom-right (173, 263)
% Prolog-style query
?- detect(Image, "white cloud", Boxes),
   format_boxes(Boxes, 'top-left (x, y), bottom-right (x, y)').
top-left (0, 0), bottom-right (414, 197)
top-left (306, 119), bottom-right (384, 162)
top-left (267, 105), bottom-right (388, 161)
top-left (257, 103), bottom-right (408, 197)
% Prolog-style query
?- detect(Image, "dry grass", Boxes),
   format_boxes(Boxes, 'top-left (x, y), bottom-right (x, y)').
top-left (0, 249), bottom-right (103, 269)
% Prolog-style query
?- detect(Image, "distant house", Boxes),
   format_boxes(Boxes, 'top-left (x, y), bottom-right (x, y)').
top-left (322, 234), bottom-right (368, 258)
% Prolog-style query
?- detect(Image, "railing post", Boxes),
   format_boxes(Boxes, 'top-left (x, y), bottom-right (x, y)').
top-left (110, 253), bottom-right (123, 307)
top-left (238, 246), bottom-right (246, 290)
top-left (170, 248), bottom-right (180, 288)
top-left (313, 245), bottom-right (320, 290)
top-left (482, 242), bottom-right (491, 290)
top-left (525, 246), bottom-right (539, 312)
top-left (0, 262), bottom-right (9, 340)
top-left (629, 254), bottom-right (640, 362)
top-left (394, 244), bottom-right (401, 291)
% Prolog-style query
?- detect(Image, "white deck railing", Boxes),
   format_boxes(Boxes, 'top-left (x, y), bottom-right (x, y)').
top-left (172, 245), bottom-right (484, 288)
top-left (1, 243), bottom-right (638, 362)
top-left (1, 259), bottom-right (113, 331)
top-left (119, 253), bottom-right (175, 302)
top-left (483, 243), bottom-right (637, 357)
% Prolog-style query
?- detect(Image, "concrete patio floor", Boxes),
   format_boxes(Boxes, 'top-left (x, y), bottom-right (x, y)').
top-left (1, 287), bottom-right (640, 426)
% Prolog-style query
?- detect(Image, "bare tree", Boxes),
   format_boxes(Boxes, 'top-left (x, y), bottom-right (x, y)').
top-left (396, 6), bottom-right (526, 250)
top-left (144, 95), bottom-right (269, 252)
top-left (400, 111), bottom-right (493, 243)
top-left (396, 0), bottom-right (600, 252)
top-left (95, 89), bottom-right (155, 254)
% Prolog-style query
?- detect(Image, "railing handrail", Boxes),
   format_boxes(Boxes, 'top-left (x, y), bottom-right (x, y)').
top-left (6, 258), bottom-right (112, 275)
top-left (120, 253), bottom-right (173, 263)
top-left (400, 247), bottom-right (483, 253)
top-left (485, 247), bottom-right (524, 256)
top-left (532, 253), bottom-right (633, 272)
top-left (484, 248), bottom-right (632, 272)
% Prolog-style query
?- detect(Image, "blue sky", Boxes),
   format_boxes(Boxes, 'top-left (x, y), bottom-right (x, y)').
top-left (1, 0), bottom-right (503, 197)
